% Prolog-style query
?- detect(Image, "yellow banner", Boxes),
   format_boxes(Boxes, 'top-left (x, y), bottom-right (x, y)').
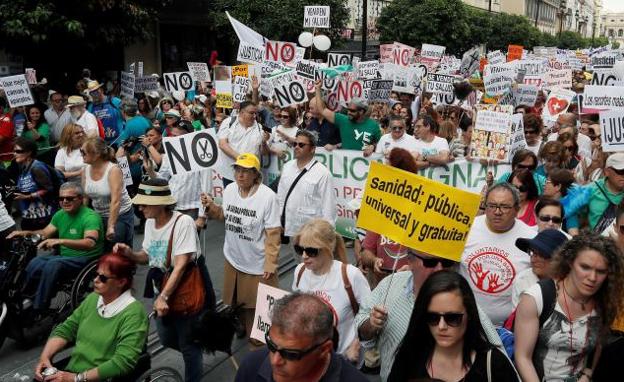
top-left (216, 93), bottom-right (233, 109)
top-left (357, 162), bottom-right (481, 261)
top-left (232, 65), bottom-right (249, 78)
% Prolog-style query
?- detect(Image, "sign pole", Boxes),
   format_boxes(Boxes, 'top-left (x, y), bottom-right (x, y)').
top-left (361, 0), bottom-right (367, 59)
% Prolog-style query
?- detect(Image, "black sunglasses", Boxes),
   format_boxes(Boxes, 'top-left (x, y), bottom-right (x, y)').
top-left (294, 245), bottom-right (321, 257)
top-left (516, 184), bottom-right (528, 193)
top-left (95, 272), bottom-right (117, 283)
top-left (515, 163), bottom-right (536, 170)
top-left (294, 142), bottom-right (311, 148)
top-left (409, 252), bottom-right (455, 268)
top-left (538, 215), bottom-right (562, 224)
top-left (425, 312), bottom-right (464, 327)
top-left (265, 332), bottom-right (328, 361)
top-left (619, 224), bottom-right (624, 235)
top-left (59, 195), bottom-right (79, 202)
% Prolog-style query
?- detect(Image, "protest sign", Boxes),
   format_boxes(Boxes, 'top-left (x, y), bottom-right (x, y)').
top-left (295, 59), bottom-right (318, 80)
top-left (471, 110), bottom-right (512, 161)
top-left (543, 69), bottom-right (572, 90)
top-left (507, 45), bottom-right (523, 62)
top-left (357, 162), bottom-right (480, 261)
top-left (120, 71), bottom-right (135, 99)
top-left (592, 52), bottom-right (618, 68)
top-left (134, 76), bottom-right (159, 92)
top-left (163, 71), bottom-right (194, 93)
top-left (483, 62), bottom-right (516, 96)
top-left (250, 284), bottom-right (290, 343)
top-left (233, 76), bottom-right (251, 103)
top-left (265, 41), bottom-right (297, 64)
top-left (327, 52), bottom-right (353, 67)
top-left (369, 80), bottom-right (394, 103)
top-left (542, 88), bottom-right (575, 121)
top-left (379, 44), bottom-right (394, 63)
top-left (0, 74), bottom-right (35, 108)
top-left (137, 62), bottom-right (144, 77)
top-left (512, 84), bottom-right (538, 107)
top-left (425, 73), bottom-right (455, 96)
top-left (509, 114), bottom-right (527, 160)
top-left (187, 62), bottom-right (210, 82)
top-left (460, 47), bottom-right (481, 78)
top-left (214, 66), bottom-right (233, 109)
top-left (600, 110), bottom-right (624, 152)
top-left (237, 41), bottom-right (264, 65)
top-left (357, 60), bottom-right (380, 80)
top-left (25, 68), bottom-right (37, 85)
top-left (437, 56), bottom-right (461, 75)
top-left (421, 43), bottom-right (445, 60)
top-left (393, 42), bottom-right (415, 67)
top-left (232, 65), bottom-right (249, 78)
top-left (303, 5), bottom-right (330, 28)
top-left (336, 80), bottom-right (363, 106)
top-left (515, 59), bottom-right (547, 76)
top-left (582, 85), bottom-right (624, 111)
top-left (271, 71), bottom-right (308, 107)
top-left (163, 129), bottom-right (219, 175)
top-left (315, 67), bottom-right (339, 92)
top-left (487, 50), bottom-right (505, 65)
top-left (591, 68), bottom-right (619, 86)
top-left (128, 62), bottom-right (135, 75)
top-left (116, 156), bottom-right (133, 186)
top-left (391, 65), bottom-right (421, 95)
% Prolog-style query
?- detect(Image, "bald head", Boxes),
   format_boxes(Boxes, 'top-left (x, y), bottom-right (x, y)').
top-left (271, 292), bottom-right (333, 342)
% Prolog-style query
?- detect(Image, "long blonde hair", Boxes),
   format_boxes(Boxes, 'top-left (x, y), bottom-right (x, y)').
top-left (293, 218), bottom-right (348, 264)
top-left (58, 123), bottom-right (84, 150)
top-left (82, 136), bottom-right (115, 163)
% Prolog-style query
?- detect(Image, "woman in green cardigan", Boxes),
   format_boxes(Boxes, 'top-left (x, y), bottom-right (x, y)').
top-left (24, 105), bottom-right (53, 165)
top-left (34, 253), bottom-right (149, 382)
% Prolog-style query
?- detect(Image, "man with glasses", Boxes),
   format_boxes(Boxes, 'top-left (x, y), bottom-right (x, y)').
top-left (44, 91), bottom-right (72, 144)
top-left (355, 249), bottom-right (502, 380)
top-left (8, 182), bottom-right (103, 313)
top-left (459, 183), bottom-right (536, 326)
top-left (86, 80), bottom-right (124, 145)
top-left (277, 130), bottom-right (336, 243)
top-left (314, 82), bottom-right (381, 155)
top-left (235, 292), bottom-right (367, 381)
top-left (374, 116), bottom-right (418, 162)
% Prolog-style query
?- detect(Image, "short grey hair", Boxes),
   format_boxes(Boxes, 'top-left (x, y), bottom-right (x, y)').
top-left (296, 129), bottom-right (318, 147)
top-left (270, 292), bottom-right (333, 341)
top-left (486, 182), bottom-right (520, 208)
top-left (60, 182), bottom-right (84, 196)
top-left (123, 101), bottom-right (139, 117)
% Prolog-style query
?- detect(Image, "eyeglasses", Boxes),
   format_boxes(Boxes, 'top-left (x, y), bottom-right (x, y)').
top-left (59, 195), bottom-right (79, 202)
top-left (515, 184), bottom-right (528, 193)
top-left (245, 110), bottom-right (258, 115)
top-left (619, 224), bottom-right (624, 235)
top-left (346, 108), bottom-right (360, 113)
top-left (51, 99), bottom-right (63, 103)
top-left (280, 115), bottom-right (290, 119)
top-left (425, 312), bottom-right (464, 327)
top-left (265, 332), bottom-right (329, 361)
top-left (409, 252), bottom-right (456, 268)
top-left (516, 163), bottom-right (536, 170)
top-left (294, 142), bottom-right (311, 148)
top-left (14, 149), bottom-right (26, 154)
top-left (234, 167), bottom-right (256, 175)
top-left (538, 215), bottom-right (562, 224)
top-left (95, 272), bottom-right (117, 283)
top-left (391, 125), bottom-right (404, 131)
top-left (294, 245), bottom-right (321, 257)
top-left (305, 116), bottom-right (313, 120)
top-left (564, 145), bottom-right (575, 152)
top-left (485, 203), bottom-right (514, 213)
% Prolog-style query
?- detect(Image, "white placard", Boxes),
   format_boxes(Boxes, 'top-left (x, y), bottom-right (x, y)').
top-left (509, 114), bottom-right (527, 160)
top-left (475, 110), bottom-right (512, 133)
top-left (327, 53), bottom-right (353, 67)
top-left (543, 88), bottom-right (576, 121)
top-left (250, 284), bottom-right (290, 343)
top-left (237, 41), bottom-right (265, 65)
top-left (0, 74), bottom-right (35, 108)
top-left (265, 41), bottom-right (297, 64)
top-left (483, 62), bottom-right (516, 96)
top-left (137, 61), bottom-right (144, 78)
top-left (116, 156), bottom-right (134, 186)
top-left (163, 72), bottom-right (194, 93)
top-left (120, 71), bottom-right (135, 99)
top-left (357, 60), bottom-right (380, 80)
top-left (513, 84), bottom-right (538, 107)
top-left (421, 43), bottom-right (446, 60)
top-left (583, 85), bottom-right (624, 111)
top-left (187, 62), bottom-right (210, 82)
top-left (295, 59), bottom-right (318, 80)
top-left (162, 129), bottom-right (219, 175)
top-left (392, 42), bottom-right (415, 67)
top-left (425, 73), bottom-right (455, 96)
top-left (270, 71), bottom-right (308, 107)
top-left (600, 110), bottom-right (624, 152)
top-left (304, 6), bottom-right (330, 28)
top-left (591, 68), bottom-right (619, 86)
top-left (135, 76), bottom-right (160, 93)
top-left (543, 69), bottom-right (572, 90)
top-left (487, 50), bottom-right (505, 65)
top-left (233, 76), bottom-right (251, 103)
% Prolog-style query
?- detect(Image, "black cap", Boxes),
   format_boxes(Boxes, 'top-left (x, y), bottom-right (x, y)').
top-left (515, 229), bottom-right (568, 259)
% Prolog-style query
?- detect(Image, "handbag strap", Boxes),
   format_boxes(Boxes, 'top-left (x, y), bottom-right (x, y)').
top-left (164, 214), bottom-right (184, 270)
top-left (341, 263), bottom-right (359, 316)
top-left (280, 161), bottom-right (317, 228)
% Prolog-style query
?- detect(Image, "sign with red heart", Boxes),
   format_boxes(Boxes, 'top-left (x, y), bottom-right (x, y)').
top-left (542, 88), bottom-right (575, 121)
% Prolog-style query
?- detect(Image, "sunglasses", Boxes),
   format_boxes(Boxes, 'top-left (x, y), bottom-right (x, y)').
top-left (265, 332), bottom-right (328, 361)
top-left (516, 163), bottom-right (536, 170)
top-left (409, 252), bottom-right (455, 268)
top-left (346, 108), bottom-right (360, 113)
top-left (95, 272), bottom-right (117, 283)
top-left (538, 215), bottom-right (562, 224)
top-left (294, 142), bottom-right (311, 148)
top-left (294, 245), bottom-right (321, 257)
top-left (524, 130), bottom-right (539, 135)
top-left (14, 149), bottom-right (26, 154)
top-left (59, 195), bottom-right (79, 202)
top-left (280, 115), bottom-right (290, 119)
top-left (391, 125), bottom-right (404, 131)
top-left (516, 184), bottom-right (528, 193)
top-left (425, 312), bottom-right (464, 327)
top-left (619, 224), bottom-right (624, 235)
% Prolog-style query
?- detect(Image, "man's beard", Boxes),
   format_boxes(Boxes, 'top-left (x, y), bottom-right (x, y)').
top-left (71, 110), bottom-right (82, 120)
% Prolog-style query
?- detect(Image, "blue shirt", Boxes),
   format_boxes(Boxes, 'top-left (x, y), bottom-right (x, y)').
top-left (307, 118), bottom-right (341, 147)
top-left (89, 96), bottom-right (124, 144)
top-left (119, 115), bottom-right (151, 143)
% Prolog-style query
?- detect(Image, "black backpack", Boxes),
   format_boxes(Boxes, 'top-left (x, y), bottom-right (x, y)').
top-left (33, 161), bottom-right (66, 203)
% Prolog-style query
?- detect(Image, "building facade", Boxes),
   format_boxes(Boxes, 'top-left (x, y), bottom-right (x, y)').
top-left (601, 12), bottom-right (624, 46)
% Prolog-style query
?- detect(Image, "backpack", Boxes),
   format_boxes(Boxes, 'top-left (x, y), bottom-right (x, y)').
top-left (33, 161), bottom-right (66, 203)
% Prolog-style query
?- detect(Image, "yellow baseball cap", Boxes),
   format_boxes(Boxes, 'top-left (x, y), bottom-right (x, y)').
top-left (233, 153), bottom-right (260, 171)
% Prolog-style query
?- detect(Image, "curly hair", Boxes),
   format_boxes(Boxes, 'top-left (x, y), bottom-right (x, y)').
top-left (550, 233), bottom-right (624, 328)
top-left (388, 147), bottom-right (419, 174)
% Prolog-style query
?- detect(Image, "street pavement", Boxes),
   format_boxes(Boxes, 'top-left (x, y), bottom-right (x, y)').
top-left (0, 220), bottom-right (380, 381)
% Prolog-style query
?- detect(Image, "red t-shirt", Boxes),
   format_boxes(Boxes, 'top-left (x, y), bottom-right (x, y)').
top-left (362, 230), bottom-right (410, 272)
top-left (0, 113), bottom-right (15, 161)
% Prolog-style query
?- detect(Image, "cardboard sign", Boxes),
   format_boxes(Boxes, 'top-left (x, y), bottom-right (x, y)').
top-left (515, 59), bottom-right (548, 76)
top-left (163, 129), bottom-right (219, 175)
top-left (369, 80), bottom-right (394, 103)
top-left (134, 76), bottom-right (160, 93)
top-left (357, 60), bottom-right (380, 80)
top-left (232, 65), bottom-right (249, 78)
top-left (513, 84), bottom-right (538, 107)
top-left (483, 62), bottom-right (516, 96)
top-left (25, 68), bottom-right (37, 85)
top-left (233, 76), bottom-right (251, 103)
top-left (471, 110), bottom-right (512, 161)
top-left (116, 156), bottom-right (134, 186)
top-left (327, 53), bottom-right (353, 67)
top-left (0, 74), bottom-right (35, 108)
top-left (271, 71), bottom-right (308, 107)
top-left (163, 71), bottom-right (194, 92)
top-left (542, 88), bottom-right (575, 121)
top-left (391, 65), bottom-right (422, 95)
top-left (265, 41), bottom-right (297, 64)
top-left (487, 50), bottom-right (506, 66)
top-left (460, 47), bottom-right (481, 78)
top-left (357, 162), bottom-right (480, 262)
top-left (296, 59), bottom-right (318, 80)
top-left (507, 45), bottom-right (524, 62)
top-left (392, 42), bottom-right (415, 67)
top-left (600, 110), bottom-right (624, 152)
top-left (336, 80), bottom-right (363, 106)
top-left (187, 62), bottom-right (210, 82)
top-left (592, 53), bottom-right (618, 68)
top-left (543, 69), bottom-right (572, 90)
top-left (303, 5), bottom-right (330, 28)
top-left (120, 71), bottom-right (135, 99)
top-left (591, 68), bottom-right (619, 86)
top-left (250, 284), bottom-right (290, 343)
top-left (237, 41), bottom-right (265, 65)
top-left (421, 43), bottom-right (446, 60)
top-left (583, 85), bottom-right (624, 111)
top-left (425, 73), bottom-right (455, 96)
top-left (214, 65), bottom-right (233, 109)
top-left (314, 67), bottom-right (339, 92)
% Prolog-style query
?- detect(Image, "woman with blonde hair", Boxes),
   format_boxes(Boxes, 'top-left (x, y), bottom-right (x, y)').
top-left (55, 123), bottom-right (86, 182)
top-left (291, 218), bottom-right (371, 364)
top-left (81, 136), bottom-right (134, 250)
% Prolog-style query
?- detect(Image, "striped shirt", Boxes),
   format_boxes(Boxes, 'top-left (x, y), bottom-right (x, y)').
top-left (354, 271), bottom-right (503, 381)
top-left (157, 156), bottom-right (212, 212)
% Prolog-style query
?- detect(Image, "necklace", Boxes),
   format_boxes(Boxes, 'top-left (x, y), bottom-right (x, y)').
top-left (563, 279), bottom-right (590, 310)
top-left (561, 286), bottom-right (592, 372)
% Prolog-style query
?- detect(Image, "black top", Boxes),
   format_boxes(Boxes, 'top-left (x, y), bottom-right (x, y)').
top-left (388, 347), bottom-right (519, 382)
top-left (234, 347), bottom-right (368, 382)
top-left (307, 118), bottom-right (341, 147)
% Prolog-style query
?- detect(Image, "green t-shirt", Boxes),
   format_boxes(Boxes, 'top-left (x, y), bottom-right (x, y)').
top-left (22, 122), bottom-right (51, 154)
top-left (588, 178), bottom-right (624, 229)
top-left (50, 206), bottom-right (103, 258)
top-left (334, 113), bottom-right (381, 150)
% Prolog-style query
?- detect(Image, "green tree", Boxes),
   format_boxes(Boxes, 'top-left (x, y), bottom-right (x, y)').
top-left (589, 36), bottom-right (610, 48)
top-left (613, 41), bottom-right (621, 49)
top-left (485, 12), bottom-right (542, 51)
top-left (557, 31), bottom-right (588, 49)
top-left (539, 31), bottom-right (559, 47)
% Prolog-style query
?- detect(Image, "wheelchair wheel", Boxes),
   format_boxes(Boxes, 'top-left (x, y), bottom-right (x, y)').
top-left (135, 366), bottom-right (184, 382)
top-left (70, 259), bottom-right (99, 310)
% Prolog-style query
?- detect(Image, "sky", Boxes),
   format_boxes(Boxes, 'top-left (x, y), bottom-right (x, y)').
top-left (602, 0), bottom-right (624, 13)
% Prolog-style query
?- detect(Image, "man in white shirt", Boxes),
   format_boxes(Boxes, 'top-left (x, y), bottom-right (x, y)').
top-left (375, 116), bottom-right (418, 162)
top-left (44, 91), bottom-right (72, 144)
top-left (459, 183), bottom-right (537, 325)
top-left (277, 130), bottom-right (336, 240)
top-left (413, 114), bottom-right (452, 168)
top-left (66, 96), bottom-right (99, 138)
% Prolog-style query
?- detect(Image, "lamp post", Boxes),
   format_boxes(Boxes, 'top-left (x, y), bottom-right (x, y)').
top-left (558, 0), bottom-right (567, 38)
top-left (535, 0), bottom-right (541, 28)
top-left (592, 19), bottom-right (597, 46)
top-left (361, 0), bottom-right (368, 60)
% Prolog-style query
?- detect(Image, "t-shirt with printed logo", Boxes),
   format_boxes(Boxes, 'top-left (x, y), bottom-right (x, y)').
top-left (334, 113), bottom-right (381, 150)
top-left (142, 212), bottom-right (201, 270)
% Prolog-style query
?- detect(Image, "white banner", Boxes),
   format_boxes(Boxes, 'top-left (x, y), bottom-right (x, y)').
top-left (583, 85), bottom-right (624, 111)
top-left (237, 41), bottom-right (265, 65)
top-left (303, 6), bottom-right (330, 28)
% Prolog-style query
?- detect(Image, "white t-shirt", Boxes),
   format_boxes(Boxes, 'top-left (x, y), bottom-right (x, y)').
top-left (459, 215), bottom-right (536, 325)
top-left (222, 183), bottom-right (281, 275)
top-left (72, 110), bottom-right (99, 137)
top-left (375, 132), bottom-right (419, 159)
top-left (292, 260), bottom-right (371, 355)
top-left (413, 136), bottom-right (450, 157)
top-left (217, 117), bottom-right (264, 180)
top-left (511, 268), bottom-right (539, 308)
top-left (142, 212), bottom-right (201, 270)
top-left (54, 147), bottom-right (85, 183)
top-left (269, 125), bottom-right (298, 153)
top-left (526, 140), bottom-right (542, 157)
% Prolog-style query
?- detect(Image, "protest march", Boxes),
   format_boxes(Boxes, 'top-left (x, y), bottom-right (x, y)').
top-left (2, 4), bottom-right (624, 382)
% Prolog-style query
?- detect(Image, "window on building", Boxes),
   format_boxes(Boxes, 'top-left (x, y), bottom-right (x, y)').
top-left (619, 29), bottom-right (624, 37)
top-left (609, 29), bottom-right (615, 37)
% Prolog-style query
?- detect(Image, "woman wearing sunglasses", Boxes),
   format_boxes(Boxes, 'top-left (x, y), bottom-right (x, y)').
top-left (388, 270), bottom-right (519, 382)
top-left (508, 168), bottom-right (539, 226)
top-left (495, 150), bottom-right (546, 195)
top-left (291, 218), bottom-right (371, 364)
top-left (269, 107), bottom-right (298, 159)
top-left (34, 253), bottom-right (148, 382)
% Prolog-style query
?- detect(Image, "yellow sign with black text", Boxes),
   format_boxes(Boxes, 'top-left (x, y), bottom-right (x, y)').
top-left (357, 162), bottom-right (481, 261)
